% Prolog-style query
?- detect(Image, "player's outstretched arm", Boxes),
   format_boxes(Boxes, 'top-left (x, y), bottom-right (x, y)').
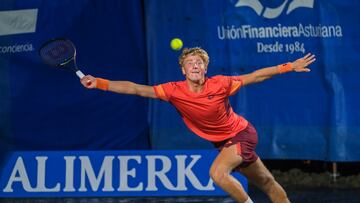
top-left (80, 75), bottom-right (157, 98)
top-left (239, 53), bottom-right (316, 86)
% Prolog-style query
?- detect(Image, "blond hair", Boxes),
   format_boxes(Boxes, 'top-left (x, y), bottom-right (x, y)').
top-left (178, 47), bottom-right (209, 67)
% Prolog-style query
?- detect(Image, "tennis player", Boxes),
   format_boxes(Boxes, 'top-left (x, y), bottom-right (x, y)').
top-left (80, 47), bottom-right (315, 203)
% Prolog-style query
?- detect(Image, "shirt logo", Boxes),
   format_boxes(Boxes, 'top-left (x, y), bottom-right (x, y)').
top-left (234, 0), bottom-right (314, 19)
top-left (207, 95), bottom-right (214, 100)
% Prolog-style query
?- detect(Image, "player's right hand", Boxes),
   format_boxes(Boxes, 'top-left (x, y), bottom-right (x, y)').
top-left (80, 75), bottom-right (96, 89)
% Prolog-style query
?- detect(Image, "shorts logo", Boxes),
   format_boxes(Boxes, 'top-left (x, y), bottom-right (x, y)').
top-left (234, 0), bottom-right (314, 19)
top-left (0, 9), bottom-right (38, 36)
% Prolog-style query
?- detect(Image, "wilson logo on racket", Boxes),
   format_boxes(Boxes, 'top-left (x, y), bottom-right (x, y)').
top-left (46, 44), bottom-right (69, 62)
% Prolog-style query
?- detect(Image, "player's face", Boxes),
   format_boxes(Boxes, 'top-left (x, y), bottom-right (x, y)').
top-left (181, 54), bottom-right (207, 82)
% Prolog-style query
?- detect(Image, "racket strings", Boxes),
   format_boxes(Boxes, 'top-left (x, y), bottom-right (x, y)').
top-left (40, 39), bottom-right (76, 66)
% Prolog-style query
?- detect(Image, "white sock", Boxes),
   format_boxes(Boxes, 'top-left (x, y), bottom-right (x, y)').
top-left (245, 196), bottom-right (254, 203)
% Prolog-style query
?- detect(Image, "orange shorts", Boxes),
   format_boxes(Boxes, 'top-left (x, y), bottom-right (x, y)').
top-left (212, 122), bottom-right (259, 169)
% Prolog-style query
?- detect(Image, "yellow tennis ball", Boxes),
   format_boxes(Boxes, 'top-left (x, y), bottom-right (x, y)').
top-left (170, 38), bottom-right (183, 51)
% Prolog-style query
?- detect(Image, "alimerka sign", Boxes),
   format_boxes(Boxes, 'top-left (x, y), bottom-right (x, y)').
top-left (0, 150), bottom-right (247, 197)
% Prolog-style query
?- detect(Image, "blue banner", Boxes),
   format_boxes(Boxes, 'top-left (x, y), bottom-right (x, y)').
top-left (0, 150), bottom-right (247, 197)
top-left (0, 0), bottom-right (150, 152)
top-left (145, 0), bottom-right (360, 161)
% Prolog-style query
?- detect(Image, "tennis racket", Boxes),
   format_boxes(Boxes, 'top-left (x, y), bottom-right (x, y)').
top-left (39, 38), bottom-right (85, 79)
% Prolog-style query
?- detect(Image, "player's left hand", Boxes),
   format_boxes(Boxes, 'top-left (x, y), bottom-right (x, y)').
top-left (292, 53), bottom-right (316, 72)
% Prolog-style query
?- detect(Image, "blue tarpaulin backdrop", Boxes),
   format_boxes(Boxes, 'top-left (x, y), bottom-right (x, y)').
top-left (1, 0), bottom-right (360, 161)
top-left (0, 0), bottom-right (150, 151)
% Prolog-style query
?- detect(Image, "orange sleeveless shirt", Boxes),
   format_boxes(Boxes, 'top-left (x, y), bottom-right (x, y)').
top-left (153, 75), bottom-right (248, 142)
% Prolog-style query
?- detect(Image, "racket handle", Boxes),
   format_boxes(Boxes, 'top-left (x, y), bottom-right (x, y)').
top-left (76, 70), bottom-right (85, 79)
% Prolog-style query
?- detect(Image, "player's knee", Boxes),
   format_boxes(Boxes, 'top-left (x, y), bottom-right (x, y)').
top-left (209, 166), bottom-right (230, 185)
top-left (261, 174), bottom-right (276, 189)
top-left (209, 166), bottom-right (217, 182)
